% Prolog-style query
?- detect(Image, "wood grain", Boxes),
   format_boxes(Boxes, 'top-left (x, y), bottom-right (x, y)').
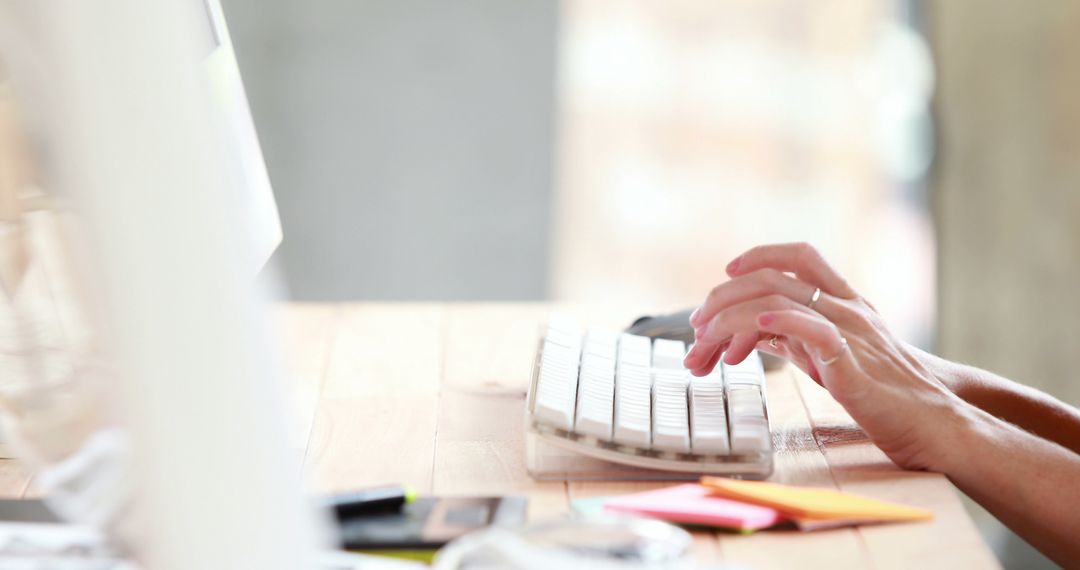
top-left (302, 304), bottom-right (444, 494)
top-left (0, 459), bottom-right (33, 498)
top-left (795, 370), bottom-right (1001, 569)
top-left (273, 303), bottom-right (340, 469)
top-left (716, 368), bottom-right (867, 570)
top-left (435, 304), bottom-right (567, 521)
top-left (289, 302), bottom-right (997, 566)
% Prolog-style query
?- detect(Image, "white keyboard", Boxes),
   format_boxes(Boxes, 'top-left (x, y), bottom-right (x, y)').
top-left (525, 317), bottom-right (773, 477)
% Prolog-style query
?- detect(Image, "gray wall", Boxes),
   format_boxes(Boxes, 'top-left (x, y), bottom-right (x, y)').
top-left (930, 2), bottom-right (1080, 568)
top-left (221, 0), bottom-right (557, 300)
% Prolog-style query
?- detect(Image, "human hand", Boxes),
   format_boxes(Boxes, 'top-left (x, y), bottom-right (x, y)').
top-left (682, 242), bottom-right (972, 471)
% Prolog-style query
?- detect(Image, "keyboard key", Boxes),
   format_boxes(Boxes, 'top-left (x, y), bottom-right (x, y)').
top-left (613, 355), bottom-right (651, 448)
top-left (544, 315), bottom-right (582, 352)
top-left (534, 338), bottom-right (581, 431)
top-left (652, 371), bottom-right (690, 453)
top-left (726, 385), bottom-right (770, 453)
top-left (585, 328), bottom-right (617, 348)
top-left (689, 372), bottom-right (729, 454)
top-left (615, 334), bottom-right (651, 459)
top-left (546, 314), bottom-right (580, 335)
top-left (617, 333), bottom-right (652, 367)
top-left (575, 331), bottom-right (617, 440)
top-left (652, 339), bottom-right (686, 369)
top-left (722, 350), bottom-right (765, 386)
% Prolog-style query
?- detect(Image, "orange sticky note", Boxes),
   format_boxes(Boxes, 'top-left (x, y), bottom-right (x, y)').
top-left (700, 477), bottom-right (933, 523)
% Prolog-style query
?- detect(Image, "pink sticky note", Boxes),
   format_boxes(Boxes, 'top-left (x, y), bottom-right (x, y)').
top-left (603, 483), bottom-right (783, 531)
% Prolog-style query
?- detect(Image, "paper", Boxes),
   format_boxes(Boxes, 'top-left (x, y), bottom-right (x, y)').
top-left (700, 477), bottom-right (933, 523)
top-left (602, 484), bottom-right (782, 531)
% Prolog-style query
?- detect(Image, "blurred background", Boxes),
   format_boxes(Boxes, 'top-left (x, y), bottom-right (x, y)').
top-left (2, 1), bottom-right (1076, 567)
top-left (216, 1), bottom-right (1079, 566)
top-left (224, 0), bottom-right (937, 339)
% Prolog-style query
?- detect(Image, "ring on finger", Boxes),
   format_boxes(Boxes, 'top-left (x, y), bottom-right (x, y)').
top-left (819, 337), bottom-right (848, 366)
top-left (807, 287), bottom-right (822, 310)
top-left (768, 335), bottom-right (780, 349)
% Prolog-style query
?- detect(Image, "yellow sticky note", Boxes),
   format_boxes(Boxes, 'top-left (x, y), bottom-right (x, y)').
top-left (700, 477), bottom-right (933, 523)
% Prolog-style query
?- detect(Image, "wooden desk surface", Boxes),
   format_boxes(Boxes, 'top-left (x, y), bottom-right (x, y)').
top-left (282, 302), bottom-right (998, 568)
top-left (0, 302), bottom-right (999, 568)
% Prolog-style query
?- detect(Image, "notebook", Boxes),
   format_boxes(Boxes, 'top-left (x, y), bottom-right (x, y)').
top-left (601, 484), bottom-right (783, 532)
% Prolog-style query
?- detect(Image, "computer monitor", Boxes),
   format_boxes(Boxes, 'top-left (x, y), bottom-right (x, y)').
top-left (0, 1), bottom-right (320, 567)
top-left (200, 0), bottom-right (283, 274)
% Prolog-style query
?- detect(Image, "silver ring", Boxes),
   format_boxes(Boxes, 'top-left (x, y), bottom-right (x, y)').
top-left (819, 337), bottom-right (847, 366)
top-left (807, 287), bottom-right (822, 310)
top-left (768, 335), bottom-right (780, 349)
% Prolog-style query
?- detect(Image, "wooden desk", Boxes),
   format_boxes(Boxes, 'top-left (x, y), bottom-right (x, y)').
top-left (281, 302), bottom-right (999, 568)
top-left (0, 302), bottom-right (999, 568)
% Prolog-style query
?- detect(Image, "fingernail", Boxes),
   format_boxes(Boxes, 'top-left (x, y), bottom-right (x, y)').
top-left (689, 306), bottom-right (701, 326)
top-left (695, 325), bottom-right (706, 340)
top-left (726, 256), bottom-right (741, 274)
top-left (758, 313), bottom-right (774, 327)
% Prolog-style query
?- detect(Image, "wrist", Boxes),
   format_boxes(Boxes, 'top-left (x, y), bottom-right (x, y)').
top-left (929, 399), bottom-right (1000, 476)
top-left (909, 345), bottom-right (972, 399)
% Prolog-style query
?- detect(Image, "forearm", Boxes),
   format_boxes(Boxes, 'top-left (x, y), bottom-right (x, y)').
top-left (941, 407), bottom-right (1080, 568)
top-left (914, 347), bottom-right (1080, 455)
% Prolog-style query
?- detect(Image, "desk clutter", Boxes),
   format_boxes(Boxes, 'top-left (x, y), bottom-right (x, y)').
top-left (324, 479), bottom-right (932, 567)
top-left (0, 481), bottom-right (934, 569)
top-left (574, 479), bottom-right (933, 533)
top-left (324, 487), bottom-right (527, 563)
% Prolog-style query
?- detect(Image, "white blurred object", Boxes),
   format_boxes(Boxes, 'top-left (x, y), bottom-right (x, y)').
top-left (434, 515), bottom-right (695, 570)
top-left (201, 0), bottom-right (284, 274)
top-left (861, 22), bottom-right (936, 182)
top-left (0, 0), bottom-right (321, 568)
top-left (33, 429), bottom-right (135, 535)
top-left (553, 4), bottom-right (937, 350)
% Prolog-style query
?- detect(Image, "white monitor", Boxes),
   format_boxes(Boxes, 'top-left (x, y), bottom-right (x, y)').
top-left (200, 0), bottom-right (283, 274)
top-left (0, 1), bottom-right (319, 568)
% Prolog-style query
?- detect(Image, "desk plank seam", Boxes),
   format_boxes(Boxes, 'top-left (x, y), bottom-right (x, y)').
top-left (792, 368), bottom-right (879, 570)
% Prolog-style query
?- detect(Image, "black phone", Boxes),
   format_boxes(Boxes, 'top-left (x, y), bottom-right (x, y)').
top-left (337, 496), bottom-right (527, 551)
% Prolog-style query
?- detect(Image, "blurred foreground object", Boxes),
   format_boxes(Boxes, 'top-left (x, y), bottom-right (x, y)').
top-left (0, 0), bottom-right (320, 568)
top-left (434, 515), bottom-right (693, 570)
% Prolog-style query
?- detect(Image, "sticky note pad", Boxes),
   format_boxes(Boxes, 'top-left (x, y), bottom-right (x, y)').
top-left (700, 477), bottom-right (933, 523)
top-left (603, 484), bottom-right (783, 531)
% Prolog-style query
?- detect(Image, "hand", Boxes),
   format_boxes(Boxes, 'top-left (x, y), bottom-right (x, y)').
top-left (682, 242), bottom-right (971, 471)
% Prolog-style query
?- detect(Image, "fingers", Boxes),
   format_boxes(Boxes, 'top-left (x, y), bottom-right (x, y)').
top-left (698, 343), bottom-right (723, 377)
top-left (689, 268), bottom-right (817, 330)
top-left (726, 242), bottom-right (857, 299)
top-left (755, 336), bottom-right (814, 379)
top-left (687, 332), bottom-right (766, 376)
top-left (723, 332), bottom-right (760, 365)
top-left (757, 310), bottom-right (845, 363)
top-left (685, 338), bottom-right (729, 377)
top-left (699, 294), bottom-right (811, 344)
top-left (684, 294), bottom-right (808, 373)
top-left (756, 309), bottom-right (866, 402)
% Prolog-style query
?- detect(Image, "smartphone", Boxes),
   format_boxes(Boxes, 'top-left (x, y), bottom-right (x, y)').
top-left (337, 496), bottom-right (527, 551)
